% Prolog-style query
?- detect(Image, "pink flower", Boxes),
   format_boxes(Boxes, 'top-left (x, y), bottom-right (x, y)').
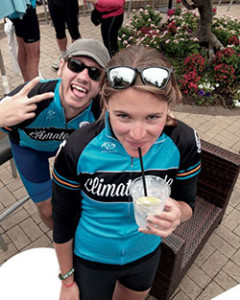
top-left (184, 54), bottom-right (205, 73)
top-left (167, 9), bottom-right (175, 17)
top-left (214, 63), bottom-right (236, 85)
top-left (167, 21), bottom-right (177, 34)
top-left (228, 35), bottom-right (240, 46)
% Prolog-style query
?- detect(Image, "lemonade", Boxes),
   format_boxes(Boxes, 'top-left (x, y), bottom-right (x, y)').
top-left (129, 176), bottom-right (170, 229)
top-left (136, 196), bottom-right (162, 205)
top-left (134, 196), bottom-right (163, 229)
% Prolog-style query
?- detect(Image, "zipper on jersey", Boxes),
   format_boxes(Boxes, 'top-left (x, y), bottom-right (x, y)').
top-left (131, 157), bottom-right (134, 168)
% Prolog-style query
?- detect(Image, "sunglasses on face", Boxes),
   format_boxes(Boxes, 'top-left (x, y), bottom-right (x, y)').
top-left (106, 66), bottom-right (173, 90)
top-left (66, 57), bottom-right (102, 81)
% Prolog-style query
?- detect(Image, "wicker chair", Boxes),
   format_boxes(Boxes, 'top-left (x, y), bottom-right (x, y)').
top-left (149, 139), bottom-right (240, 300)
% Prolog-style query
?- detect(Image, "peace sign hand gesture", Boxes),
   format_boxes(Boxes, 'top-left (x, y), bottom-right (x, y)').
top-left (0, 77), bottom-right (54, 127)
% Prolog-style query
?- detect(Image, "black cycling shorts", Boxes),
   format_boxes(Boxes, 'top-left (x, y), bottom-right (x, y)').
top-left (73, 245), bottom-right (161, 300)
top-left (11, 7), bottom-right (40, 43)
top-left (48, 0), bottom-right (80, 40)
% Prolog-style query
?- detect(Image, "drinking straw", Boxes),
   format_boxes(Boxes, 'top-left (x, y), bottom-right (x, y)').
top-left (138, 147), bottom-right (148, 197)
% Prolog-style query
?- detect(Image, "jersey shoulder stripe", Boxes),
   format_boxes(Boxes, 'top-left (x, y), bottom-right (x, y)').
top-left (176, 161), bottom-right (201, 180)
top-left (52, 168), bottom-right (81, 190)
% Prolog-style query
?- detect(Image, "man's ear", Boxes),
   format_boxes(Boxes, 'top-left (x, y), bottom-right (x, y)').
top-left (57, 59), bottom-right (65, 77)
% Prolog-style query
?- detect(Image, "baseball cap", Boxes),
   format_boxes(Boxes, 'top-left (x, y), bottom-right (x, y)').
top-left (63, 39), bottom-right (110, 68)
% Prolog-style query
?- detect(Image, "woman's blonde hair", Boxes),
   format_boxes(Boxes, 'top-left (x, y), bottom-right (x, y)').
top-left (99, 45), bottom-right (182, 125)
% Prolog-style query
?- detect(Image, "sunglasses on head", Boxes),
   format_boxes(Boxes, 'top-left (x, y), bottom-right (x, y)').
top-left (106, 66), bottom-right (173, 90)
top-left (66, 57), bottom-right (102, 81)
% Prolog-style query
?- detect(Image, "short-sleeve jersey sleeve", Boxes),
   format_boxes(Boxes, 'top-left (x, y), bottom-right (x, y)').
top-left (52, 137), bottom-right (82, 243)
top-left (167, 121), bottom-right (201, 210)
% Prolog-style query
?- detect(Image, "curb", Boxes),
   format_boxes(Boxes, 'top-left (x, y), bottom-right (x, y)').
top-left (173, 103), bottom-right (240, 116)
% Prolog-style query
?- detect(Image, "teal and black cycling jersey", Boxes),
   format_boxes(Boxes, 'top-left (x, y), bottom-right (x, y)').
top-left (52, 114), bottom-right (201, 265)
top-left (1, 79), bottom-right (101, 152)
top-left (0, 79), bottom-right (101, 203)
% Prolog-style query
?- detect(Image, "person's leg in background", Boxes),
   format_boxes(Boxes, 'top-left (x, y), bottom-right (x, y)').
top-left (17, 38), bottom-right (40, 81)
top-left (48, 0), bottom-right (67, 70)
top-left (11, 7), bottom-right (40, 81)
top-left (15, 36), bottom-right (28, 80)
top-left (101, 13), bottom-right (124, 57)
top-left (56, 36), bottom-right (67, 57)
top-left (65, 0), bottom-right (81, 43)
top-left (48, 0), bottom-right (81, 70)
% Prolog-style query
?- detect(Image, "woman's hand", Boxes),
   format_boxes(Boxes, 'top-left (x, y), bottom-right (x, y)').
top-left (0, 77), bottom-right (54, 127)
top-left (139, 197), bottom-right (192, 237)
top-left (59, 282), bottom-right (80, 300)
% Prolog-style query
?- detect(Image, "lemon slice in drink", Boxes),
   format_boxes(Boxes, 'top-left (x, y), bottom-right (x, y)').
top-left (136, 196), bottom-right (161, 205)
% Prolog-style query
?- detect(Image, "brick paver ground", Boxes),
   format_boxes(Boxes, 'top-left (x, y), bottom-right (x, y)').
top-left (0, 2), bottom-right (240, 300)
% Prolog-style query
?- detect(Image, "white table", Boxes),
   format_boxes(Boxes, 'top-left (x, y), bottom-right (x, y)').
top-left (0, 247), bottom-right (61, 300)
top-left (211, 284), bottom-right (240, 300)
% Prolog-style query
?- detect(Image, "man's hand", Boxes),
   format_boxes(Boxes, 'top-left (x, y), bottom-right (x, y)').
top-left (0, 77), bottom-right (54, 127)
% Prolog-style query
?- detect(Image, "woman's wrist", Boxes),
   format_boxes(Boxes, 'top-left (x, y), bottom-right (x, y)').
top-left (60, 272), bottom-right (75, 288)
top-left (62, 279), bottom-right (75, 288)
top-left (58, 267), bottom-right (74, 280)
top-left (176, 200), bottom-right (192, 222)
top-left (58, 267), bottom-right (75, 288)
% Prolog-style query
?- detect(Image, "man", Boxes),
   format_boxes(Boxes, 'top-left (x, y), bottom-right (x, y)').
top-left (1, 39), bottom-right (110, 229)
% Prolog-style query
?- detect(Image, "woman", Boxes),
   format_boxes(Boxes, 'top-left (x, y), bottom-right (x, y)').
top-left (52, 45), bottom-right (201, 300)
top-left (88, 0), bottom-right (125, 57)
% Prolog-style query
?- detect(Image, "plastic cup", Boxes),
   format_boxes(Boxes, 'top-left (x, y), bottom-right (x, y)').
top-left (129, 175), bottom-right (171, 229)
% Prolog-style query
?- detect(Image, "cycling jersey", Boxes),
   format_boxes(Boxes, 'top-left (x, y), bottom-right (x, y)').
top-left (1, 79), bottom-right (101, 152)
top-left (52, 114), bottom-right (201, 265)
top-left (0, 79), bottom-right (101, 202)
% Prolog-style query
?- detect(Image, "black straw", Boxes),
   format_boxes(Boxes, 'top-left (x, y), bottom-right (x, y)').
top-left (138, 147), bottom-right (148, 197)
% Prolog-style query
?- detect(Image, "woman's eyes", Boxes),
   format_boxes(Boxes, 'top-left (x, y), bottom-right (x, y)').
top-left (116, 113), bottom-right (129, 119)
top-left (147, 115), bottom-right (161, 120)
top-left (115, 114), bottom-right (162, 120)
